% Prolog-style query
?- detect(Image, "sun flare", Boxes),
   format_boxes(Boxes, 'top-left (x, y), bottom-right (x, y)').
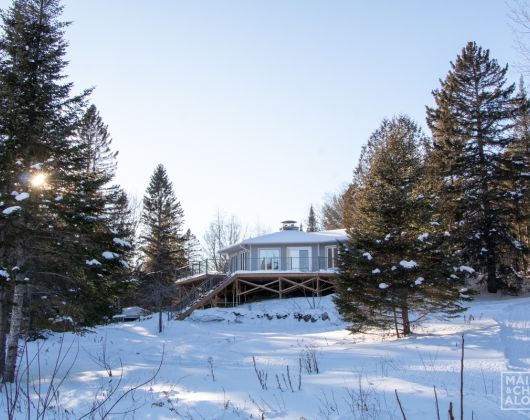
top-left (30, 173), bottom-right (47, 187)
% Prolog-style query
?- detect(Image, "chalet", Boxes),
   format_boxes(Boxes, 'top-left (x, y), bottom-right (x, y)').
top-left (222, 220), bottom-right (346, 273)
top-left (172, 221), bottom-right (347, 320)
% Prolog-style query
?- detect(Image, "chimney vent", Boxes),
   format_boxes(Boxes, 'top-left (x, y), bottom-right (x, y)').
top-left (280, 220), bottom-right (299, 231)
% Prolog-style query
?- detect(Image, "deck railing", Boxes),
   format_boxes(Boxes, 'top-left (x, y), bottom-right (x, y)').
top-left (231, 256), bottom-right (338, 273)
top-left (172, 273), bottom-right (229, 315)
top-left (179, 256), bottom-right (338, 280)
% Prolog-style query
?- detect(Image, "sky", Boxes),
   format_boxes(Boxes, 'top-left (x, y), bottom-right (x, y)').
top-left (0, 0), bottom-right (523, 240)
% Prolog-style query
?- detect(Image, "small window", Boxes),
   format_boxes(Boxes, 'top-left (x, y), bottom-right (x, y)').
top-left (240, 251), bottom-right (247, 271)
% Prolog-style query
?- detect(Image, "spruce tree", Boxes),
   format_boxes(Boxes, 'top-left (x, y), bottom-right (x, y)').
top-left (0, 0), bottom-right (94, 382)
top-left (506, 78), bottom-right (530, 274)
top-left (183, 229), bottom-right (202, 268)
top-left (67, 105), bottom-right (132, 325)
top-left (307, 204), bottom-right (318, 232)
top-left (0, 0), bottom-right (132, 381)
top-left (335, 116), bottom-right (470, 336)
top-left (426, 42), bottom-right (527, 293)
top-left (140, 164), bottom-right (185, 330)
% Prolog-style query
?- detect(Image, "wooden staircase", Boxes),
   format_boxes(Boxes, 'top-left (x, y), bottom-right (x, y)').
top-left (172, 273), bottom-right (236, 320)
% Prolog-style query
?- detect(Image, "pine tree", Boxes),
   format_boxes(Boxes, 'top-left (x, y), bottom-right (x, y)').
top-left (140, 164), bottom-right (185, 330)
top-left (335, 116), bottom-right (470, 336)
top-left (426, 42), bottom-right (526, 293)
top-left (0, 0), bottom-right (134, 381)
top-left (141, 164), bottom-right (185, 276)
top-left (78, 104), bottom-right (118, 175)
top-left (183, 229), bottom-right (202, 268)
top-left (506, 77), bottom-right (530, 274)
top-left (68, 105), bottom-right (133, 325)
top-left (307, 205), bottom-right (318, 232)
top-left (0, 0), bottom-right (94, 382)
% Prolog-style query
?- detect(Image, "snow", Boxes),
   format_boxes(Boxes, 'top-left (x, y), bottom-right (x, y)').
top-left (417, 233), bottom-right (429, 241)
top-left (2, 206), bottom-right (21, 215)
top-left (414, 277), bottom-right (424, 285)
top-left (2, 295), bottom-right (530, 418)
top-left (85, 259), bottom-right (101, 266)
top-left (372, 268), bottom-right (381, 274)
top-left (378, 282), bottom-right (389, 289)
top-left (0, 270), bottom-right (9, 279)
top-left (399, 260), bottom-right (417, 269)
top-left (113, 237), bottom-right (132, 248)
top-left (362, 252), bottom-right (373, 260)
top-left (14, 191), bottom-right (29, 201)
top-left (458, 265), bottom-right (475, 274)
top-left (220, 229), bottom-right (347, 253)
top-left (101, 251), bottom-right (119, 260)
top-left (54, 195), bottom-right (63, 201)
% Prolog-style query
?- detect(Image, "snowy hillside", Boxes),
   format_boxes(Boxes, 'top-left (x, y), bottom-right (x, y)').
top-left (1, 295), bottom-right (529, 419)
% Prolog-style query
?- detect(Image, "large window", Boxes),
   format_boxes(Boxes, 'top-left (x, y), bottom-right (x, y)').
top-left (325, 246), bottom-right (338, 269)
top-left (258, 249), bottom-right (280, 271)
top-left (287, 247), bottom-right (312, 271)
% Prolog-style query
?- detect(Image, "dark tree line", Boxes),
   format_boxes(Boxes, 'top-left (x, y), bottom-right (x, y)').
top-left (0, 0), bottom-right (202, 381)
top-left (0, 0), bottom-right (136, 382)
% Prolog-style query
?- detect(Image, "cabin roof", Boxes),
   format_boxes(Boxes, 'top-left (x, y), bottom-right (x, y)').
top-left (220, 229), bottom-right (347, 254)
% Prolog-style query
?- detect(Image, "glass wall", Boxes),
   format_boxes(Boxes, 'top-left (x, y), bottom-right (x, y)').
top-left (258, 248), bottom-right (280, 270)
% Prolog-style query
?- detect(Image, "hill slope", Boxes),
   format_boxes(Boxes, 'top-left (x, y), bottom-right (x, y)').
top-left (1, 295), bottom-right (529, 419)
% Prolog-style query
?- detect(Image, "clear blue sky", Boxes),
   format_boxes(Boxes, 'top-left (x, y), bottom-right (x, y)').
top-left (0, 0), bottom-right (522, 238)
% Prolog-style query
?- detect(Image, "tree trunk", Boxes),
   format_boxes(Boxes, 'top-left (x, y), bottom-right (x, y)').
top-left (393, 306), bottom-right (400, 338)
top-left (158, 308), bottom-right (163, 334)
top-left (486, 254), bottom-right (498, 293)
top-left (4, 277), bottom-right (26, 383)
top-left (0, 285), bottom-right (7, 380)
top-left (401, 305), bottom-right (411, 336)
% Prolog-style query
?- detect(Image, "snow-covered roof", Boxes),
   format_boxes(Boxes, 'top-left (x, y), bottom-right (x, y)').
top-left (220, 229), bottom-right (347, 254)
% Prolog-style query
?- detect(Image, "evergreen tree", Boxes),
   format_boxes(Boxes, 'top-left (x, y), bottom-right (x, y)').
top-left (335, 116), bottom-right (470, 336)
top-left (0, 0), bottom-right (94, 382)
top-left (506, 77), bottom-right (530, 274)
top-left (140, 165), bottom-right (186, 309)
top-left (68, 105), bottom-right (133, 324)
top-left (78, 104), bottom-right (118, 175)
top-left (141, 164), bottom-right (185, 277)
top-left (183, 229), bottom-right (202, 268)
top-left (426, 42), bottom-right (527, 293)
top-left (307, 204), bottom-right (318, 232)
top-left (139, 164), bottom-right (185, 331)
top-left (0, 0), bottom-right (133, 381)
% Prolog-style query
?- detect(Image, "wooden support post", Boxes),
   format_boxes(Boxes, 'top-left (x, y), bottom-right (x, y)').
top-left (279, 277), bottom-right (283, 299)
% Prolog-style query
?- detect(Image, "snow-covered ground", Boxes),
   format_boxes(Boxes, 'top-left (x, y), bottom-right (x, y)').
top-left (2, 294), bottom-right (530, 419)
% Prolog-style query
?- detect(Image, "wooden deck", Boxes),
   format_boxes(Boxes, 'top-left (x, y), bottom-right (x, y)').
top-left (173, 271), bottom-right (337, 319)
